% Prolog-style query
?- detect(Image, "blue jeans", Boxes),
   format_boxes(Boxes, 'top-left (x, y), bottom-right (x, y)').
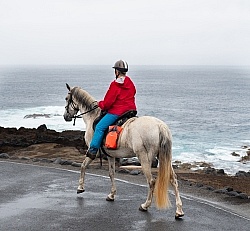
top-left (89, 113), bottom-right (119, 150)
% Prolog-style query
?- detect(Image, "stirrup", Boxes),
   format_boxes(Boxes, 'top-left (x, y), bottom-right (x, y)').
top-left (86, 150), bottom-right (97, 160)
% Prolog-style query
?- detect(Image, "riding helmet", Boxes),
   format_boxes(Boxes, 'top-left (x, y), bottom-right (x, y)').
top-left (112, 60), bottom-right (128, 72)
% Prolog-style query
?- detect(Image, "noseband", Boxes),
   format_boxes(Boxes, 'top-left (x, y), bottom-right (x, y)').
top-left (65, 92), bottom-right (98, 125)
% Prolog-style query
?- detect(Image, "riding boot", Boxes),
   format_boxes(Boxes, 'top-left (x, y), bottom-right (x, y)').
top-left (86, 147), bottom-right (98, 160)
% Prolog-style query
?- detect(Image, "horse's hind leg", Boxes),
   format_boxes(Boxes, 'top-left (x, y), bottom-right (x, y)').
top-left (138, 157), bottom-right (156, 211)
top-left (170, 167), bottom-right (184, 218)
top-left (106, 157), bottom-right (117, 201)
top-left (77, 157), bottom-right (93, 194)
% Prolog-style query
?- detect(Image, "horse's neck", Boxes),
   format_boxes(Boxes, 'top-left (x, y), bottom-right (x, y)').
top-left (81, 112), bottom-right (97, 128)
top-left (80, 106), bottom-right (100, 146)
top-left (72, 87), bottom-right (100, 145)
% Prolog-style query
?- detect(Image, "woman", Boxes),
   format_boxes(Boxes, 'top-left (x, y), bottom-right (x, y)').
top-left (86, 60), bottom-right (137, 160)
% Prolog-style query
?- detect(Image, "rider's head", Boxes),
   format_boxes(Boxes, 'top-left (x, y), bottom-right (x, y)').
top-left (112, 60), bottom-right (128, 78)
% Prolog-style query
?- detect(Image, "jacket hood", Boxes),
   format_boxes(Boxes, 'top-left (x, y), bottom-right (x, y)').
top-left (115, 76), bottom-right (131, 89)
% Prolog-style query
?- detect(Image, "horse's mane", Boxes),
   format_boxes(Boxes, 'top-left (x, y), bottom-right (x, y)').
top-left (71, 87), bottom-right (97, 111)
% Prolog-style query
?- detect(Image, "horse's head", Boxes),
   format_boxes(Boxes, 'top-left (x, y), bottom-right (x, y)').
top-left (63, 83), bottom-right (79, 122)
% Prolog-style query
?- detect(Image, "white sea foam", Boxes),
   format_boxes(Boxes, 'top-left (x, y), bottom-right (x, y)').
top-left (172, 146), bottom-right (250, 175)
top-left (0, 106), bottom-right (85, 131)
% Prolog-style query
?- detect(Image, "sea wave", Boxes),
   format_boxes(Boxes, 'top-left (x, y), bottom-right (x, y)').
top-left (0, 106), bottom-right (85, 131)
top-left (172, 145), bottom-right (250, 175)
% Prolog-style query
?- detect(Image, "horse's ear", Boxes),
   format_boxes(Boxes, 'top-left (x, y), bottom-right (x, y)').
top-left (66, 83), bottom-right (71, 91)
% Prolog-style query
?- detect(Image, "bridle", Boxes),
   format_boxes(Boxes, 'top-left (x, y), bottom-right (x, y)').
top-left (65, 92), bottom-right (98, 126)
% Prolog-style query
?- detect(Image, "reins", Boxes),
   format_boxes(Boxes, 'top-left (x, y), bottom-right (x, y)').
top-left (72, 104), bottom-right (98, 126)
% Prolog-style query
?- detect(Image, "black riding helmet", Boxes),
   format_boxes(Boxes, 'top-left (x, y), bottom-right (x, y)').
top-left (112, 60), bottom-right (128, 73)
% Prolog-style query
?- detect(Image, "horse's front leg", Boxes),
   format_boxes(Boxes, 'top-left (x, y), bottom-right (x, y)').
top-left (77, 157), bottom-right (93, 194)
top-left (170, 167), bottom-right (184, 218)
top-left (106, 156), bottom-right (116, 201)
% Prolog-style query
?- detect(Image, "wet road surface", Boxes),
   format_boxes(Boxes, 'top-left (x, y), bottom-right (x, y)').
top-left (0, 161), bottom-right (249, 231)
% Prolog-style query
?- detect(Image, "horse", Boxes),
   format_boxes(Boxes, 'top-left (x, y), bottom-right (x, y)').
top-left (63, 83), bottom-right (184, 218)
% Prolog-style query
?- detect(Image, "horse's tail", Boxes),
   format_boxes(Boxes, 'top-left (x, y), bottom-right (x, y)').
top-left (154, 123), bottom-right (172, 209)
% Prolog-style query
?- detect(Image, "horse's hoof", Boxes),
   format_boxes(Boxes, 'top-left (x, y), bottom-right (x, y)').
top-left (77, 189), bottom-right (85, 194)
top-left (139, 205), bottom-right (148, 212)
top-left (175, 213), bottom-right (184, 219)
top-left (106, 196), bottom-right (114, 202)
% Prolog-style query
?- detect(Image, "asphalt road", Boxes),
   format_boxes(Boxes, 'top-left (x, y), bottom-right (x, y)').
top-left (0, 161), bottom-right (249, 231)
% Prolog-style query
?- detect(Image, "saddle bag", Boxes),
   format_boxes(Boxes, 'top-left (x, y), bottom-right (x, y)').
top-left (105, 125), bottom-right (123, 149)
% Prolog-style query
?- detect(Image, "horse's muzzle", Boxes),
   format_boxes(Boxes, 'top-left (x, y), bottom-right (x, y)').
top-left (63, 113), bottom-right (73, 122)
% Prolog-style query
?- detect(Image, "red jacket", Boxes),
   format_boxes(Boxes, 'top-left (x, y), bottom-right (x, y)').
top-left (98, 76), bottom-right (136, 116)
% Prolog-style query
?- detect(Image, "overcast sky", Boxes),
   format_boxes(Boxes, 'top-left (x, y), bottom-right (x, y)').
top-left (0, 0), bottom-right (249, 65)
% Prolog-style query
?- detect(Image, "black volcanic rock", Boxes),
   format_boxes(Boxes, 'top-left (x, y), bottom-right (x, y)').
top-left (0, 125), bottom-right (86, 153)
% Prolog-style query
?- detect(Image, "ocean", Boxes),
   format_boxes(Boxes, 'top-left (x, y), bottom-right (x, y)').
top-left (0, 65), bottom-right (249, 175)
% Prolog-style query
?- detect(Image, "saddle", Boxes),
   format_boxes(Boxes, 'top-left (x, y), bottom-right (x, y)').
top-left (93, 110), bottom-right (137, 131)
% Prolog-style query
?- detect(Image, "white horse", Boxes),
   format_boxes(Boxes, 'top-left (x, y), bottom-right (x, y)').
top-left (63, 83), bottom-right (184, 218)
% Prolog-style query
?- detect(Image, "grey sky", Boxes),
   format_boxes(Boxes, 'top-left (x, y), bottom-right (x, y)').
top-left (0, 0), bottom-right (249, 65)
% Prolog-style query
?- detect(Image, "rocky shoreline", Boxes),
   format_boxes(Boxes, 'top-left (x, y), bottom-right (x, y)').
top-left (1, 125), bottom-right (250, 201)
